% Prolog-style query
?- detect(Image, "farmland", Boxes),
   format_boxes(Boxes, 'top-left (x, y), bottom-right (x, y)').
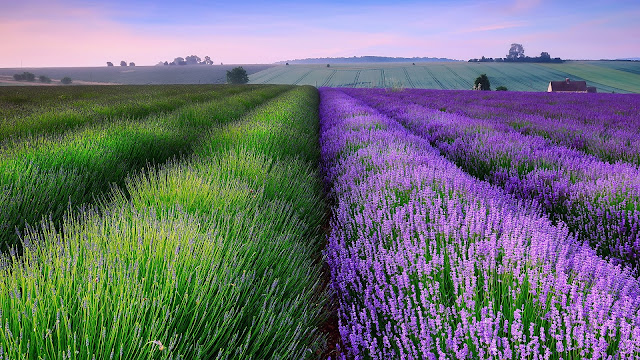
top-left (0, 65), bottom-right (273, 86)
top-left (250, 61), bottom-right (640, 93)
top-left (2, 83), bottom-right (640, 359)
top-left (0, 84), bottom-right (329, 358)
top-left (321, 87), bottom-right (640, 358)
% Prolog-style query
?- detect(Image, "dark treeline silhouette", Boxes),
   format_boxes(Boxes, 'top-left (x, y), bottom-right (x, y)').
top-left (469, 43), bottom-right (563, 63)
top-left (157, 55), bottom-right (214, 66)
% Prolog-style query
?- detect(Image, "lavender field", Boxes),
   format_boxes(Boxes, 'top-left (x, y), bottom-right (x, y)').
top-left (320, 88), bottom-right (640, 359)
top-left (2, 84), bottom-right (640, 359)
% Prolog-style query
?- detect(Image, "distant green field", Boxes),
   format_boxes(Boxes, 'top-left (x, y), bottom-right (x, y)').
top-left (249, 61), bottom-right (640, 93)
top-left (0, 64), bottom-right (273, 85)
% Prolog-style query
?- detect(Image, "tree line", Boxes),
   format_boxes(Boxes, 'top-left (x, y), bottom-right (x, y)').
top-left (469, 43), bottom-right (563, 63)
top-left (106, 61), bottom-right (135, 67)
top-left (13, 72), bottom-right (72, 84)
top-left (105, 55), bottom-right (216, 67)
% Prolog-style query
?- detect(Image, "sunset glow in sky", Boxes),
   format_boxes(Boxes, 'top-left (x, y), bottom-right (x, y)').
top-left (1, 0), bottom-right (639, 67)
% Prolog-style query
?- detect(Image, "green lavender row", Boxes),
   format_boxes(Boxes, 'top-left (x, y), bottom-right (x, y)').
top-left (1, 85), bottom-right (226, 120)
top-left (0, 85), bottom-right (328, 359)
top-left (0, 85), bottom-right (291, 250)
top-left (0, 85), bottom-right (259, 142)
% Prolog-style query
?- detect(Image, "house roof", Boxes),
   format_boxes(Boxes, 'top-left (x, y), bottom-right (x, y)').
top-left (549, 79), bottom-right (588, 92)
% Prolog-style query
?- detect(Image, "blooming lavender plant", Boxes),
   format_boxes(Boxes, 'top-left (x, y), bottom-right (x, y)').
top-left (320, 88), bottom-right (640, 359)
top-left (342, 88), bottom-right (640, 271)
top-left (344, 88), bottom-right (640, 166)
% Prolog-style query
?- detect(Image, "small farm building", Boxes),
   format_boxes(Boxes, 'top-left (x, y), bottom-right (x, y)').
top-left (548, 78), bottom-right (596, 93)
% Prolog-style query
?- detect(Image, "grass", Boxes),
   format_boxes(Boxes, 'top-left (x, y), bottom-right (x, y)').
top-left (0, 85), bottom-right (328, 359)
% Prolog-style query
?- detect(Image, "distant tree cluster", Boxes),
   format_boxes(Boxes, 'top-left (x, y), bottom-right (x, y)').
top-left (13, 72), bottom-right (36, 81)
top-left (105, 61), bottom-right (135, 67)
top-left (13, 72), bottom-right (55, 84)
top-left (156, 55), bottom-right (214, 66)
top-left (13, 71), bottom-right (71, 84)
top-left (469, 44), bottom-right (562, 63)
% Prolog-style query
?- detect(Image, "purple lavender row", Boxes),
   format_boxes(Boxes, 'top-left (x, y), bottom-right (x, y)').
top-left (344, 88), bottom-right (640, 166)
top-left (343, 88), bottom-right (640, 271)
top-left (343, 88), bottom-right (640, 133)
top-left (320, 88), bottom-right (640, 359)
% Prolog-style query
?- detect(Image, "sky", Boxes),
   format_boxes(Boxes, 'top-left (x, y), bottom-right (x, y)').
top-left (1, 0), bottom-right (639, 67)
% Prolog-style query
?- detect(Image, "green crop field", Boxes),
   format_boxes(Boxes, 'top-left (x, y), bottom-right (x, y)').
top-left (249, 61), bottom-right (640, 93)
top-left (0, 84), bottom-right (332, 358)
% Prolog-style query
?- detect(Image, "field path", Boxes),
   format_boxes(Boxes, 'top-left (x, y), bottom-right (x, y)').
top-left (402, 67), bottom-right (416, 88)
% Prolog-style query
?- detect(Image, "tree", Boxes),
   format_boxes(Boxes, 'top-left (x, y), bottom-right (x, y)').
top-left (473, 74), bottom-right (491, 90)
top-left (226, 66), bottom-right (249, 84)
top-left (120, 61), bottom-right (127, 66)
top-left (129, 62), bottom-right (135, 67)
top-left (203, 56), bottom-right (213, 65)
top-left (507, 43), bottom-right (525, 60)
top-left (496, 86), bottom-right (508, 91)
top-left (164, 61), bottom-right (169, 66)
top-left (107, 62), bottom-right (114, 66)
top-left (174, 57), bottom-right (186, 65)
top-left (540, 52), bottom-right (551, 60)
top-left (185, 55), bottom-right (201, 65)
top-left (39, 75), bottom-right (52, 83)
top-left (61, 77), bottom-right (72, 84)
top-left (13, 72), bottom-right (35, 81)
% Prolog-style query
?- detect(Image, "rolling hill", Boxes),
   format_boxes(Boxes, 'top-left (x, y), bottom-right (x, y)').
top-left (249, 61), bottom-right (640, 93)
top-left (0, 64), bottom-right (273, 86)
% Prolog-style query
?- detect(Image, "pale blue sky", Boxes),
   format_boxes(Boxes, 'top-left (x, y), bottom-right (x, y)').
top-left (1, 0), bottom-right (638, 67)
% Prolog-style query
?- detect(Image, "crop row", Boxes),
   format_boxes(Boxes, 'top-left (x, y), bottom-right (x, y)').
top-left (342, 88), bottom-right (640, 272)
top-left (345, 88), bottom-right (640, 165)
top-left (0, 86), bottom-right (329, 358)
top-left (319, 88), bottom-right (640, 359)
top-left (0, 85), bottom-right (292, 250)
top-left (0, 85), bottom-right (260, 142)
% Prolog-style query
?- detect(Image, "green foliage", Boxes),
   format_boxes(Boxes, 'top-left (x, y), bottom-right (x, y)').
top-left (473, 73), bottom-right (491, 90)
top-left (61, 76), bottom-right (72, 84)
top-left (496, 85), bottom-right (508, 91)
top-left (0, 85), bottom-right (291, 250)
top-left (0, 86), bottom-right (328, 359)
top-left (38, 75), bottom-right (52, 83)
top-left (226, 66), bottom-right (249, 84)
